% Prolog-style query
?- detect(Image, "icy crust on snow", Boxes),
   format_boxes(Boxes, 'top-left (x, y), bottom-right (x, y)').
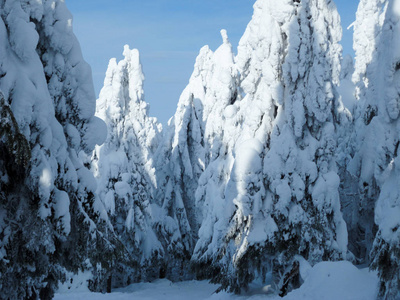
top-left (93, 45), bottom-right (164, 283)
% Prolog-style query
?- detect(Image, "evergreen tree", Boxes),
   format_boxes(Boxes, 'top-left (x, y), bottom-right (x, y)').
top-left (0, 1), bottom-right (113, 298)
top-left (261, 1), bottom-right (348, 294)
top-left (364, 0), bottom-right (400, 298)
top-left (155, 30), bottom-right (239, 280)
top-left (190, 30), bottom-right (240, 279)
top-left (192, 0), bottom-right (284, 285)
top-left (92, 45), bottom-right (164, 287)
top-left (153, 48), bottom-right (210, 281)
top-left (195, 0), bottom-right (348, 294)
top-left (3, 0), bottom-right (400, 298)
top-left (346, 0), bottom-right (389, 264)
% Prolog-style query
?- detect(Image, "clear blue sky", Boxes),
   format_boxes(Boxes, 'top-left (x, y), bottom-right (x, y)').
top-left (66, 0), bottom-right (359, 125)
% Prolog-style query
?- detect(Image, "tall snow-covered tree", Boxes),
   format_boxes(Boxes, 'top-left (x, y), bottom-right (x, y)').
top-left (155, 30), bottom-right (239, 280)
top-left (346, 0), bottom-right (389, 264)
top-left (0, 1), bottom-right (113, 298)
top-left (192, 0), bottom-right (284, 285)
top-left (153, 48), bottom-right (210, 280)
top-left (361, 0), bottom-right (400, 298)
top-left (92, 45), bottom-right (164, 287)
top-left (190, 30), bottom-right (240, 279)
top-left (194, 0), bottom-right (348, 294)
top-left (259, 0), bottom-right (348, 293)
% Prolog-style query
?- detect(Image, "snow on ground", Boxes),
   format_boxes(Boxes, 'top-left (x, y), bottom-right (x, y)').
top-left (55, 261), bottom-right (378, 300)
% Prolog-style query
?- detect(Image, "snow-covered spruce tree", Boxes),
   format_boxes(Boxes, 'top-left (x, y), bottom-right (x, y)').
top-left (365, 0), bottom-right (400, 298)
top-left (199, 0), bottom-right (348, 294)
top-left (260, 0), bottom-right (348, 294)
top-left (0, 1), bottom-right (115, 298)
top-left (92, 45), bottom-right (164, 287)
top-left (190, 30), bottom-right (241, 279)
top-left (346, 0), bottom-right (389, 264)
top-left (153, 48), bottom-right (210, 281)
top-left (155, 30), bottom-right (239, 280)
top-left (192, 0), bottom-right (285, 285)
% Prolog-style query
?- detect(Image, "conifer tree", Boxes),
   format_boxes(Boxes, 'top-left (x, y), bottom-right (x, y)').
top-left (346, 0), bottom-right (389, 264)
top-left (190, 30), bottom-right (240, 279)
top-left (93, 45), bottom-right (164, 287)
top-left (195, 0), bottom-right (348, 294)
top-left (0, 1), bottom-right (113, 298)
top-left (155, 31), bottom-right (239, 280)
top-left (363, 0), bottom-right (400, 298)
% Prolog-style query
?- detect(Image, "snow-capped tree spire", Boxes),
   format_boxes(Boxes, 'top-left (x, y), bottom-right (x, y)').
top-left (154, 29), bottom-right (240, 280)
top-left (123, 45), bottom-right (145, 103)
top-left (352, 0), bottom-right (388, 87)
top-left (93, 45), bottom-right (163, 287)
top-left (220, 29), bottom-right (229, 44)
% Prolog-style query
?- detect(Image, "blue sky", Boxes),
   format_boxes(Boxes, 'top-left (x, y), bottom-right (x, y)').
top-left (67, 0), bottom-right (359, 125)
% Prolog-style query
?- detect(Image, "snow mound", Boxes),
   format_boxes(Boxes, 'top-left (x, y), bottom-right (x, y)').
top-left (285, 261), bottom-right (378, 300)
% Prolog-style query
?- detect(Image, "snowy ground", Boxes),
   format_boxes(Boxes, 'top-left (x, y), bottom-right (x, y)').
top-left (55, 261), bottom-right (378, 300)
